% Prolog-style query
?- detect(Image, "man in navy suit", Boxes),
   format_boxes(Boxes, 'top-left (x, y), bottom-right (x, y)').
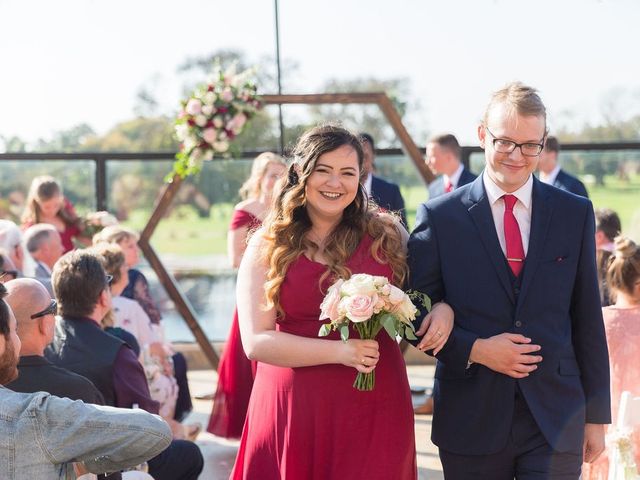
top-left (426, 133), bottom-right (477, 199)
top-left (359, 133), bottom-right (407, 227)
top-left (409, 82), bottom-right (610, 479)
top-left (538, 136), bottom-right (589, 198)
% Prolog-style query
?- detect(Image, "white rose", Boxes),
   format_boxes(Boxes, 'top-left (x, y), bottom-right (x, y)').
top-left (213, 140), bottom-right (229, 152)
top-left (175, 124), bottom-right (189, 141)
top-left (195, 115), bottom-right (207, 127)
top-left (393, 297), bottom-right (418, 324)
top-left (204, 92), bottom-right (216, 105)
top-left (201, 104), bottom-right (214, 117)
top-left (387, 285), bottom-right (406, 305)
top-left (213, 117), bottom-right (224, 129)
top-left (202, 149), bottom-right (214, 161)
top-left (342, 274), bottom-right (378, 297)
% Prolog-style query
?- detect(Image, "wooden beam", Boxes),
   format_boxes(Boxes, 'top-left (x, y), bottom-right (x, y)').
top-left (139, 174), bottom-right (219, 370)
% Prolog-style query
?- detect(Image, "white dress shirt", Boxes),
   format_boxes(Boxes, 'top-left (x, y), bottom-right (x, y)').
top-left (539, 164), bottom-right (561, 185)
top-left (444, 163), bottom-right (464, 190)
top-left (363, 172), bottom-right (373, 196)
top-left (482, 171), bottom-right (533, 256)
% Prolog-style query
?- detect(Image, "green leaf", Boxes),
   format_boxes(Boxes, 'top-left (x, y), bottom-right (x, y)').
top-left (318, 324), bottom-right (332, 337)
top-left (380, 314), bottom-right (397, 339)
top-left (340, 325), bottom-right (350, 342)
top-left (404, 327), bottom-right (417, 340)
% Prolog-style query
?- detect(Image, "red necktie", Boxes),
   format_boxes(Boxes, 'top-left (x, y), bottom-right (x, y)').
top-left (503, 195), bottom-right (525, 276)
top-left (444, 180), bottom-right (453, 193)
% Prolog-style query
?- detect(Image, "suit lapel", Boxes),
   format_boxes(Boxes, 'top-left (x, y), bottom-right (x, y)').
top-left (465, 177), bottom-right (515, 304)
top-left (515, 178), bottom-right (553, 314)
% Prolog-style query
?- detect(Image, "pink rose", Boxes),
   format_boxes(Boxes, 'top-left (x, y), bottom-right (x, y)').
top-left (319, 279), bottom-right (344, 321)
top-left (202, 127), bottom-right (217, 144)
top-left (185, 98), bottom-right (202, 115)
top-left (221, 88), bottom-right (234, 102)
top-left (341, 294), bottom-right (376, 323)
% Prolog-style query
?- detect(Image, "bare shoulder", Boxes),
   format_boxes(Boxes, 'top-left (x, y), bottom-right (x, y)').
top-left (235, 198), bottom-right (262, 217)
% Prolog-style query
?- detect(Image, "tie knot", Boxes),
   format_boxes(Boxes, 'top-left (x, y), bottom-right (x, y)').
top-left (503, 194), bottom-right (517, 211)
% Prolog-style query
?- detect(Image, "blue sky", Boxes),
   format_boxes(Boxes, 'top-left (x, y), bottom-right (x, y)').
top-left (1, 0), bottom-right (639, 146)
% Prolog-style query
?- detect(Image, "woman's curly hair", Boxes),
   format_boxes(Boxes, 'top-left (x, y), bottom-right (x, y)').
top-left (261, 124), bottom-right (407, 315)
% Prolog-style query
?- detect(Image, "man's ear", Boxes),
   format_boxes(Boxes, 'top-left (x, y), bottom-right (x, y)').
top-left (478, 124), bottom-right (486, 149)
top-left (98, 288), bottom-right (110, 308)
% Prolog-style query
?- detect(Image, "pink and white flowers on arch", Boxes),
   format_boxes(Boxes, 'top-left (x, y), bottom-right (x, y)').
top-left (318, 273), bottom-right (429, 391)
top-left (172, 62), bottom-right (262, 178)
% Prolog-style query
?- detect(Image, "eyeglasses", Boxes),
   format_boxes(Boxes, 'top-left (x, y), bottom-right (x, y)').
top-left (0, 270), bottom-right (18, 281)
top-left (31, 299), bottom-right (57, 319)
top-left (105, 275), bottom-right (113, 287)
top-left (485, 126), bottom-right (545, 157)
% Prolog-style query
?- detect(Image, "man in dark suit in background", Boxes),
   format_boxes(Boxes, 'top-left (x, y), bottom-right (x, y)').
top-left (426, 133), bottom-right (476, 199)
top-left (415, 133), bottom-right (477, 414)
top-left (359, 133), bottom-right (407, 227)
top-left (538, 136), bottom-right (589, 198)
top-left (409, 82), bottom-right (610, 478)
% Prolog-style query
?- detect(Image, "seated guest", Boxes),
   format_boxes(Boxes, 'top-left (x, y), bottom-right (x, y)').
top-left (6, 278), bottom-right (104, 404)
top-left (0, 219), bottom-right (25, 275)
top-left (538, 135), bottom-right (589, 197)
top-left (45, 250), bottom-right (204, 480)
top-left (582, 236), bottom-right (640, 479)
top-left (595, 208), bottom-right (622, 306)
top-left (23, 224), bottom-right (64, 278)
top-left (92, 243), bottom-right (190, 436)
top-left (0, 249), bottom-right (19, 283)
top-left (0, 281), bottom-right (172, 479)
top-left (93, 226), bottom-right (193, 422)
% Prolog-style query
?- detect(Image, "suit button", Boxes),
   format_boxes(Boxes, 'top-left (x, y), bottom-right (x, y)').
top-left (514, 287), bottom-right (520, 295)
top-left (515, 321), bottom-right (522, 327)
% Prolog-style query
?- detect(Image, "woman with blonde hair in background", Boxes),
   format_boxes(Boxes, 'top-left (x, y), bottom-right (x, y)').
top-left (93, 225), bottom-right (194, 422)
top-left (21, 175), bottom-right (91, 252)
top-left (207, 151), bottom-right (287, 438)
top-left (583, 236), bottom-right (640, 479)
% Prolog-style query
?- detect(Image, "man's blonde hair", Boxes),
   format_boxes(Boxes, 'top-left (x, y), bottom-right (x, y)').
top-left (483, 81), bottom-right (547, 131)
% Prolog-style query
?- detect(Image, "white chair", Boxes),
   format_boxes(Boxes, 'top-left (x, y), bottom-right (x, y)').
top-left (609, 391), bottom-right (640, 479)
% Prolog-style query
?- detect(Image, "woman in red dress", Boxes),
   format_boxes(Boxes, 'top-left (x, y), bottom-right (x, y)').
top-left (231, 125), bottom-right (454, 479)
top-left (207, 152), bottom-right (287, 438)
top-left (21, 175), bottom-right (90, 253)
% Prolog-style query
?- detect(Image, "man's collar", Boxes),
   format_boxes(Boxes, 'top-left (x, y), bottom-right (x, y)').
top-left (18, 355), bottom-right (51, 367)
top-left (444, 163), bottom-right (464, 188)
top-left (482, 171), bottom-right (533, 209)
top-left (540, 164), bottom-right (561, 185)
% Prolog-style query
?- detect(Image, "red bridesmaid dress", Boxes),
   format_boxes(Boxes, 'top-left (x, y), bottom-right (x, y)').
top-left (207, 209), bottom-right (260, 438)
top-left (230, 235), bottom-right (417, 480)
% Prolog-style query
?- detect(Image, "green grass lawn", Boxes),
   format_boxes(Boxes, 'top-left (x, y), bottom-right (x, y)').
top-left (122, 175), bottom-right (640, 257)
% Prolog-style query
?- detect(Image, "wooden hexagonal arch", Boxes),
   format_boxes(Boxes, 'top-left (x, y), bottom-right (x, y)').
top-left (139, 92), bottom-right (433, 370)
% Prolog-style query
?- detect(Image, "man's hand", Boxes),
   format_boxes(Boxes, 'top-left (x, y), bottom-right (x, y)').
top-left (469, 333), bottom-right (542, 378)
top-left (583, 423), bottom-right (605, 463)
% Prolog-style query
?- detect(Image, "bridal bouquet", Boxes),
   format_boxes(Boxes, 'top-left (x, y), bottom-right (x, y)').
top-left (318, 273), bottom-right (429, 391)
top-left (172, 61), bottom-right (262, 179)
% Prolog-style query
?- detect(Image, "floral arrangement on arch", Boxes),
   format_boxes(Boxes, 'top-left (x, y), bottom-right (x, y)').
top-left (172, 62), bottom-right (262, 178)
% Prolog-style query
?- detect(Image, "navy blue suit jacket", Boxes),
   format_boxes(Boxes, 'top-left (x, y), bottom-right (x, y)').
top-left (553, 169), bottom-right (589, 198)
top-left (427, 167), bottom-right (476, 199)
top-left (408, 175), bottom-right (610, 455)
top-left (370, 175), bottom-right (407, 227)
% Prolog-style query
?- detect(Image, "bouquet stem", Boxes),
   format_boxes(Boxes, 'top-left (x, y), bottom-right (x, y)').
top-left (353, 320), bottom-right (381, 391)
